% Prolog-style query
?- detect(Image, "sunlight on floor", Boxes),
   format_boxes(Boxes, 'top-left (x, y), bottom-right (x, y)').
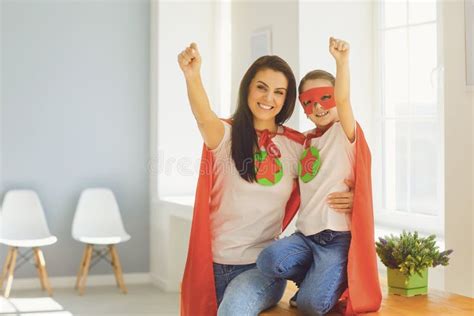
top-left (0, 284), bottom-right (179, 315)
top-left (0, 296), bottom-right (72, 315)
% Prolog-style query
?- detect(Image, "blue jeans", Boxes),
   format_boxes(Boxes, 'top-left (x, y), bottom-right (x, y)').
top-left (256, 230), bottom-right (351, 316)
top-left (213, 262), bottom-right (286, 316)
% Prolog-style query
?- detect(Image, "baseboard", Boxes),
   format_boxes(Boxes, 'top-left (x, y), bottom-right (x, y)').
top-left (150, 274), bottom-right (179, 293)
top-left (10, 273), bottom-right (152, 290)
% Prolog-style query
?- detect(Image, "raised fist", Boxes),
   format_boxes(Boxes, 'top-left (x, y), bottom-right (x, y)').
top-left (178, 42), bottom-right (202, 79)
top-left (329, 37), bottom-right (350, 63)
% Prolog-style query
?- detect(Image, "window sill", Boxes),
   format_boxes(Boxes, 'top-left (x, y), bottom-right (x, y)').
top-left (158, 195), bottom-right (194, 222)
top-left (159, 195), bottom-right (195, 207)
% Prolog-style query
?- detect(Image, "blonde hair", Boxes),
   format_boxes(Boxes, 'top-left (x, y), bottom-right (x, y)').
top-left (298, 70), bottom-right (335, 94)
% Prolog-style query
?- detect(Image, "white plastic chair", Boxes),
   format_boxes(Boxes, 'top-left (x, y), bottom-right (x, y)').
top-left (0, 190), bottom-right (57, 297)
top-left (72, 188), bottom-right (130, 295)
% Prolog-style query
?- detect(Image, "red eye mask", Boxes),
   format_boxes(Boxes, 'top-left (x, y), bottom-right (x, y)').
top-left (299, 87), bottom-right (336, 115)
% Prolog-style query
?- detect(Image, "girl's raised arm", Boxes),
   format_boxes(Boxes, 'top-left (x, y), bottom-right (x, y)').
top-left (329, 37), bottom-right (355, 142)
top-left (178, 43), bottom-right (224, 149)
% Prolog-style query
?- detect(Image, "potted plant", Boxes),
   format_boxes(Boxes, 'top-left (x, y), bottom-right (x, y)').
top-left (375, 231), bottom-right (453, 297)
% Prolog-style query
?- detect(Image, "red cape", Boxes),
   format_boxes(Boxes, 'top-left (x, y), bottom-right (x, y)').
top-left (180, 125), bottom-right (304, 316)
top-left (342, 123), bottom-right (382, 315)
top-left (180, 123), bottom-right (381, 315)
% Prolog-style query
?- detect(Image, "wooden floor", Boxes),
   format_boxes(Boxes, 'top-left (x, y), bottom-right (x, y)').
top-left (261, 279), bottom-right (474, 316)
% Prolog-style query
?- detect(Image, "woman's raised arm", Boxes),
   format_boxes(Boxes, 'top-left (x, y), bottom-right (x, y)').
top-left (178, 43), bottom-right (224, 149)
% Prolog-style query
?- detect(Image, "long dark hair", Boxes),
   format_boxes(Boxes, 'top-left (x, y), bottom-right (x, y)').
top-left (231, 56), bottom-right (296, 183)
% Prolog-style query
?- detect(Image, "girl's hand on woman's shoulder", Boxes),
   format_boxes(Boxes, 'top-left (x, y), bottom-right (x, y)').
top-left (178, 42), bottom-right (202, 80)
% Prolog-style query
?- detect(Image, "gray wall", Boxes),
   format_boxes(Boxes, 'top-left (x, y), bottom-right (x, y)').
top-left (0, 0), bottom-right (150, 277)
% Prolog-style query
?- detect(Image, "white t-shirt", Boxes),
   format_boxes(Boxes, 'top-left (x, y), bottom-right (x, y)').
top-left (210, 122), bottom-right (302, 264)
top-left (296, 122), bottom-right (356, 236)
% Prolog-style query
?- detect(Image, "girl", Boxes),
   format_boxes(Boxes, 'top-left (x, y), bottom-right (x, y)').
top-left (257, 38), bottom-right (382, 315)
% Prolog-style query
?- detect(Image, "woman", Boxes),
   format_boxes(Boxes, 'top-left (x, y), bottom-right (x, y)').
top-left (177, 43), bottom-right (354, 316)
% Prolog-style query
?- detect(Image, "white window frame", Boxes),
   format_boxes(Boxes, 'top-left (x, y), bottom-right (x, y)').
top-left (373, 0), bottom-right (445, 236)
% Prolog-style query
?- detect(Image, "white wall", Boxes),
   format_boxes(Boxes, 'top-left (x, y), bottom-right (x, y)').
top-left (443, 0), bottom-right (474, 298)
top-left (299, 1), bottom-right (375, 140)
top-left (1, 0), bottom-right (150, 277)
top-left (149, 0), bottom-right (221, 290)
top-left (231, 0), bottom-right (300, 129)
top-left (155, 2), bottom-right (218, 199)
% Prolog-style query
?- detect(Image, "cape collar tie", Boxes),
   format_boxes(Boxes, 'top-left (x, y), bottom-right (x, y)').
top-left (303, 122), bottom-right (335, 148)
top-left (256, 129), bottom-right (281, 158)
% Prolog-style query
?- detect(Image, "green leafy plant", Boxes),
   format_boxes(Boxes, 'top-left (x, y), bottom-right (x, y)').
top-left (375, 231), bottom-right (453, 277)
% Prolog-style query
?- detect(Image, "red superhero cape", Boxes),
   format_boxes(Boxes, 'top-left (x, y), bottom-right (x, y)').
top-left (341, 122), bottom-right (382, 315)
top-left (180, 124), bottom-right (305, 316)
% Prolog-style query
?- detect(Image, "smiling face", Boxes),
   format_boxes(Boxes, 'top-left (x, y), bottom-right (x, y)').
top-left (301, 78), bottom-right (339, 128)
top-left (247, 68), bottom-right (288, 129)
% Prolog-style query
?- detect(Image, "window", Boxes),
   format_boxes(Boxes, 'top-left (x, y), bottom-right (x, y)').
top-left (374, 0), bottom-right (443, 235)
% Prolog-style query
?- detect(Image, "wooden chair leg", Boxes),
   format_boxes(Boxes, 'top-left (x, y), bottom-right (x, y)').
top-left (109, 245), bottom-right (127, 294)
top-left (0, 247), bottom-right (13, 290)
top-left (34, 248), bottom-right (53, 296)
top-left (108, 246), bottom-right (120, 288)
top-left (4, 247), bottom-right (18, 298)
top-left (75, 245), bottom-right (89, 290)
top-left (78, 245), bottom-right (93, 295)
top-left (33, 248), bottom-right (46, 291)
